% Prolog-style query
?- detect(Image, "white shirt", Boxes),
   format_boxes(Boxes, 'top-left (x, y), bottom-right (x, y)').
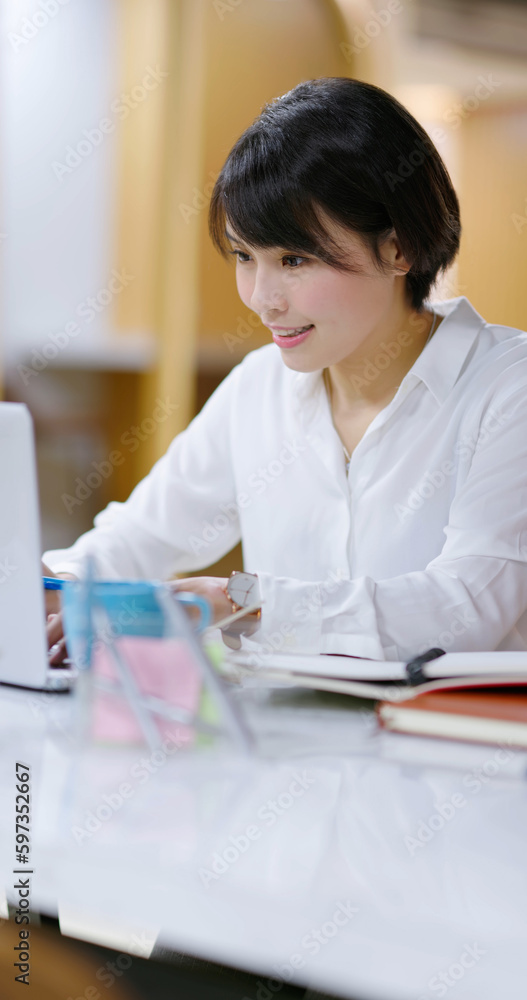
top-left (44, 296), bottom-right (527, 660)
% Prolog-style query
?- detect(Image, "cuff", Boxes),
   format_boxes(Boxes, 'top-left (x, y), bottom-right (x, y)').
top-left (42, 557), bottom-right (86, 579)
top-left (251, 571), bottom-right (324, 654)
top-left (319, 631), bottom-right (385, 659)
top-left (248, 570), bottom-right (386, 659)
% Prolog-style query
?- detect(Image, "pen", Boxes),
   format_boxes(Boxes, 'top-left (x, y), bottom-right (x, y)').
top-left (211, 602), bottom-right (264, 632)
top-left (43, 576), bottom-right (72, 590)
top-left (405, 647), bottom-right (446, 685)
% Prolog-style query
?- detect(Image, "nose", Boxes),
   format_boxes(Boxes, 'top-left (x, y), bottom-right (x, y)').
top-left (249, 264), bottom-right (288, 319)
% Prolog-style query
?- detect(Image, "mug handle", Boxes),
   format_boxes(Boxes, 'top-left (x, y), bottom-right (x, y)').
top-left (174, 592), bottom-right (212, 632)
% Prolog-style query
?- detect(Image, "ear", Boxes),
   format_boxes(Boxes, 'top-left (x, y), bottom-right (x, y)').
top-left (379, 229), bottom-right (412, 275)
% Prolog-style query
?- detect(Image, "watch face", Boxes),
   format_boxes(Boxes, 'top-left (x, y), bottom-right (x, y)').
top-left (227, 572), bottom-right (259, 608)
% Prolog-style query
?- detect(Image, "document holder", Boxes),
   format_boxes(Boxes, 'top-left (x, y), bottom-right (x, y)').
top-left (61, 570), bottom-right (253, 754)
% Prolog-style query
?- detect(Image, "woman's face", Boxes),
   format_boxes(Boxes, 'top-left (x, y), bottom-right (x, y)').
top-left (228, 215), bottom-right (412, 373)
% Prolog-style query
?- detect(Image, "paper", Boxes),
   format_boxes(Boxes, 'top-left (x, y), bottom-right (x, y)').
top-left (227, 650), bottom-right (527, 682)
top-left (227, 652), bottom-right (407, 680)
top-left (424, 651), bottom-right (527, 677)
top-left (93, 636), bottom-right (202, 744)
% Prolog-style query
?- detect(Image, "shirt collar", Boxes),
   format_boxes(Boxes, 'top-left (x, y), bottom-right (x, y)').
top-left (290, 296), bottom-right (486, 417)
top-left (406, 296), bottom-right (486, 405)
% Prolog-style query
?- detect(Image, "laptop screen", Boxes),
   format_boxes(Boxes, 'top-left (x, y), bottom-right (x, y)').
top-left (0, 403), bottom-right (49, 688)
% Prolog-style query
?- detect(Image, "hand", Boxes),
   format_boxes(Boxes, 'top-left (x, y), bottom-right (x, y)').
top-left (169, 576), bottom-right (261, 649)
top-left (42, 562), bottom-right (61, 618)
top-left (169, 576), bottom-right (232, 625)
top-left (42, 562), bottom-right (76, 664)
top-left (46, 610), bottom-right (69, 665)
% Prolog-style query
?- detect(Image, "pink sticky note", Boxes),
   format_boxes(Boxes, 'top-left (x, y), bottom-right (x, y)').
top-left (91, 636), bottom-right (202, 746)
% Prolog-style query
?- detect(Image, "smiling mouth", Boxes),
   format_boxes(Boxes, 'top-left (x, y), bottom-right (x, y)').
top-left (273, 324), bottom-right (313, 337)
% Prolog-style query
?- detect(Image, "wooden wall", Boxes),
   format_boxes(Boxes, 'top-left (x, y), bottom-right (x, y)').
top-left (457, 102), bottom-right (527, 329)
top-left (111, 0), bottom-right (354, 486)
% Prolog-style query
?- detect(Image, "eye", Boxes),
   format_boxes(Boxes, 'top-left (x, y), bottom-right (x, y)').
top-left (229, 249), bottom-right (252, 263)
top-left (282, 255), bottom-right (307, 268)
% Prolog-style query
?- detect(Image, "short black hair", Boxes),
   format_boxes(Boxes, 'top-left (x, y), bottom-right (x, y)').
top-left (208, 77), bottom-right (461, 311)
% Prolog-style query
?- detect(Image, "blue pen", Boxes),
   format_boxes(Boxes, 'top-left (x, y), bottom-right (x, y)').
top-left (43, 576), bottom-right (71, 590)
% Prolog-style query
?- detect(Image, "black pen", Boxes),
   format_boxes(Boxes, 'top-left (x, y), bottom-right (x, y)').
top-left (405, 647), bottom-right (446, 685)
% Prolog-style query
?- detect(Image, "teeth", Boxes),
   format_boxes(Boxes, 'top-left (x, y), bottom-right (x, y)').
top-left (280, 325), bottom-right (312, 336)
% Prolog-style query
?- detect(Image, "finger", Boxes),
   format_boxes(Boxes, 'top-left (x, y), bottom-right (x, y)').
top-left (169, 578), bottom-right (193, 591)
top-left (46, 613), bottom-right (64, 648)
top-left (45, 590), bottom-right (61, 618)
top-left (184, 605), bottom-right (201, 623)
top-left (221, 630), bottom-right (242, 650)
top-left (167, 582), bottom-right (203, 622)
top-left (240, 619), bottom-right (261, 638)
top-left (48, 636), bottom-right (68, 665)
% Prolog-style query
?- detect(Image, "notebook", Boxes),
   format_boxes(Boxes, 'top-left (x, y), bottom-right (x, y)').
top-left (226, 650), bottom-right (527, 702)
top-left (0, 403), bottom-right (75, 691)
top-left (377, 688), bottom-right (527, 748)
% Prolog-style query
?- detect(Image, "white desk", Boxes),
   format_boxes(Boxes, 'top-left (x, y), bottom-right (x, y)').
top-left (1, 678), bottom-right (526, 999)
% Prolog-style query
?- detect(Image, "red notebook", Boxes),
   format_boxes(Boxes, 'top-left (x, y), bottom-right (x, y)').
top-left (377, 688), bottom-right (527, 748)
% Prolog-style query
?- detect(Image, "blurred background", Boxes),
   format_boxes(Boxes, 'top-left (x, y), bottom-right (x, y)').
top-left (1, 0), bottom-right (526, 576)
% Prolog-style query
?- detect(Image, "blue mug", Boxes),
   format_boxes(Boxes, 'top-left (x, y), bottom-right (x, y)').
top-left (61, 579), bottom-right (211, 670)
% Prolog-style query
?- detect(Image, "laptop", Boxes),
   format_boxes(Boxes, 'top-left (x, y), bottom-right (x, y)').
top-left (0, 402), bottom-right (75, 691)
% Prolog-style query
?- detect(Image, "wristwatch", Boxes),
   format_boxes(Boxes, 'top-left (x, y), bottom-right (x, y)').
top-left (221, 571), bottom-right (261, 650)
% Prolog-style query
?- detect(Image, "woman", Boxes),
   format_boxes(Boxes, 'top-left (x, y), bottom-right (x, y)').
top-left (44, 77), bottom-right (527, 661)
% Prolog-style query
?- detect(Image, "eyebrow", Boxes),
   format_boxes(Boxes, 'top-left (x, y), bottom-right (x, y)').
top-left (224, 230), bottom-right (298, 254)
top-left (224, 229), bottom-right (315, 259)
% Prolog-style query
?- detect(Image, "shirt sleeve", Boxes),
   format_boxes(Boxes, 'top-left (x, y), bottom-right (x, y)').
top-left (252, 384), bottom-right (527, 660)
top-left (43, 364), bottom-right (243, 581)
